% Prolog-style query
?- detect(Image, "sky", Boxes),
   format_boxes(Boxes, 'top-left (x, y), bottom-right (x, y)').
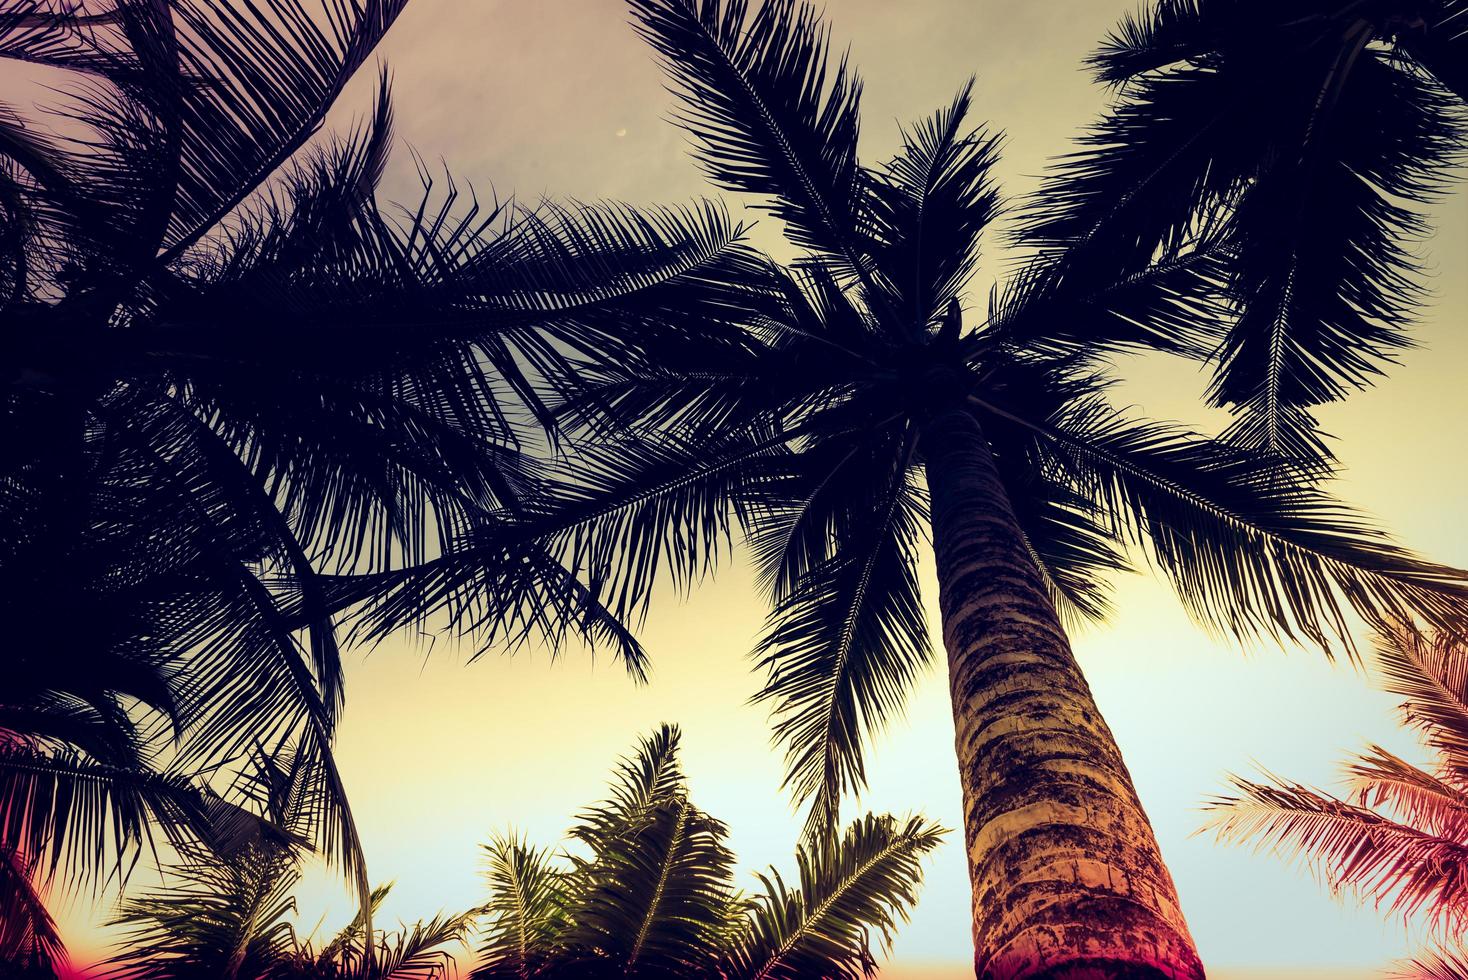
top-left (40, 1), bottom-right (1468, 976)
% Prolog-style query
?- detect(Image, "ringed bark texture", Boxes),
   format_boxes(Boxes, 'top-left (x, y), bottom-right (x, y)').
top-left (922, 411), bottom-right (1204, 980)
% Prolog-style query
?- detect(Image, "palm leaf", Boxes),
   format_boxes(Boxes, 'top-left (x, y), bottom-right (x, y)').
top-left (1374, 628), bottom-right (1468, 780)
top-left (0, 846), bottom-right (65, 972)
top-left (627, 0), bottom-right (868, 273)
top-left (721, 813), bottom-right (944, 980)
top-left (473, 834), bottom-right (567, 980)
top-left (1394, 943), bottom-right (1468, 980)
top-left (1347, 744), bottom-right (1468, 842)
top-left (0, 741), bottom-right (211, 887)
top-left (860, 79), bottom-right (1002, 330)
top-left (971, 391), bottom-right (1468, 655)
top-left (748, 425), bottom-right (931, 838)
top-left (1204, 772), bottom-right (1468, 926)
top-left (561, 724), bottom-right (738, 977)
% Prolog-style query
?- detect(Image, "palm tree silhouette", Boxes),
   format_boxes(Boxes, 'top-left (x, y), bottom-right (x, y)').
top-left (101, 744), bottom-right (472, 980)
top-left (1023, 0), bottom-right (1466, 461)
top-left (0, 0), bottom-right (768, 958)
top-left (425, 0), bottom-right (1468, 973)
top-left (1207, 627), bottom-right (1468, 978)
top-left (472, 724), bottom-right (944, 979)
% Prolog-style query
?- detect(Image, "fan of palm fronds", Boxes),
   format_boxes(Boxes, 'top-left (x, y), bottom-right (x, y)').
top-left (1206, 626), bottom-right (1468, 973)
top-left (472, 724), bottom-right (945, 980)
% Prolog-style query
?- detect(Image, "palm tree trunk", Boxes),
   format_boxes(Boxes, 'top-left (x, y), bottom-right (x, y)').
top-left (922, 410), bottom-right (1204, 980)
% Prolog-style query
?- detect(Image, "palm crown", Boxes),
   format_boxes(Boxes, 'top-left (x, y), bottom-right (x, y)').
top-left (472, 724), bottom-right (944, 980)
top-left (1207, 627), bottom-right (1468, 978)
top-left (577, 0), bottom-right (1468, 837)
top-left (1024, 0), bottom-right (1466, 461)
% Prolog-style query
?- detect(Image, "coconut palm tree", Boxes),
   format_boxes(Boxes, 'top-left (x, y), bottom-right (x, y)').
top-left (375, 0), bottom-right (1468, 973)
top-left (1022, 0), bottom-right (1466, 462)
top-left (0, 0), bottom-right (763, 946)
top-left (472, 724), bottom-right (944, 980)
top-left (101, 744), bottom-right (472, 980)
top-left (1206, 626), bottom-right (1468, 978)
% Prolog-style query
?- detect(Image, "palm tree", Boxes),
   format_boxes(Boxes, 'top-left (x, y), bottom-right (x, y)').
top-left (393, 0), bottom-right (1468, 973)
top-left (472, 724), bottom-right (944, 980)
top-left (101, 744), bottom-right (472, 980)
top-left (0, 0), bottom-right (762, 946)
top-left (1022, 0), bottom-right (1466, 461)
top-left (1206, 626), bottom-right (1468, 978)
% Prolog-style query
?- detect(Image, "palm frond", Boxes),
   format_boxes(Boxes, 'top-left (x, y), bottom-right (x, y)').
top-left (561, 724), bottom-right (737, 976)
top-left (102, 846), bottom-right (301, 980)
top-left (1400, 1), bottom-right (1468, 103)
top-left (722, 813), bottom-right (944, 980)
top-left (989, 237), bottom-right (1234, 362)
top-left (365, 905), bottom-right (474, 980)
top-left (1394, 943), bottom-right (1468, 980)
top-left (1204, 772), bottom-right (1468, 926)
top-left (860, 79), bottom-right (1002, 330)
top-left (1088, 0), bottom-right (1240, 84)
top-left (146, 0), bottom-right (409, 262)
top-left (0, 846), bottom-right (65, 972)
top-left (1347, 745), bottom-right (1468, 842)
top-left (473, 833), bottom-right (567, 980)
top-left (749, 426), bottom-right (931, 838)
top-left (627, 0), bottom-right (868, 271)
top-left (1374, 628), bottom-right (1468, 780)
top-left (0, 741), bottom-right (211, 888)
top-left (974, 392), bottom-right (1468, 655)
top-left (1209, 49), bottom-right (1462, 458)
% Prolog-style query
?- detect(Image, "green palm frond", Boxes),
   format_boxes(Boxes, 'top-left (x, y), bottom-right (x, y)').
top-left (559, 725), bottom-right (737, 976)
top-left (365, 905), bottom-right (475, 980)
top-left (474, 834), bottom-right (567, 980)
top-left (104, 847), bottom-right (302, 980)
top-left (722, 813), bottom-right (945, 980)
top-left (466, 729), bottom-right (943, 979)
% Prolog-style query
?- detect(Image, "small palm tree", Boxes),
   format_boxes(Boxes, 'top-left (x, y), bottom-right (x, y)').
top-left (1024, 0), bottom-right (1466, 460)
top-left (102, 745), bottom-right (471, 980)
top-left (472, 724), bottom-right (945, 980)
top-left (1207, 626), bottom-right (1468, 978)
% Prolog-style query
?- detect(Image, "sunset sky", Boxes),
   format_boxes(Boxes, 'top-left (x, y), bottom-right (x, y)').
top-left (43, 1), bottom-right (1468, 976)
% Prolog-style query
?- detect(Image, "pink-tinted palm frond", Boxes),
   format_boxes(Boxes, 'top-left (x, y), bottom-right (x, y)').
top-left (1204, 772), bottom-right (1468, 927)
top-left (1375, 627), bottom-right (1468, 781)
top-left (1392, 943), bottom-right (1468, 980)
top-left (1347, 744), bottom-right (1468, 841)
